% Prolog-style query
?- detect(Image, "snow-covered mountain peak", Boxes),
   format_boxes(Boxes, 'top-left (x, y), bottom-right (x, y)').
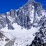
top-left (0, 0), bottom-right (46, 46)
top-left (28, 0), bottom-right (35, 2)
top-left (0, 0), bottom-right (44, 29)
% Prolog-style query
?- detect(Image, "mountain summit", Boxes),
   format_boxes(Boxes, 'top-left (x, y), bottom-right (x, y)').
top-left (0, 0), bottom-right (45, 29)
top-left (0, 0), bottom-right (46, 46)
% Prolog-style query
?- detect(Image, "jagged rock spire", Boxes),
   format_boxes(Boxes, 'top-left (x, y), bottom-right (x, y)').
top-left (28, 0), bottom-right (35, 5)
top-left (28, 0), bottom-right (35, 2)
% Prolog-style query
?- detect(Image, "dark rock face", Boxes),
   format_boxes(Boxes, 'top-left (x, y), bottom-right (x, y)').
top-left (5, 38), bottom-right (10, 41)
top-left (29, 36), bottom-right (43, 46)
top-left (0, 14), bottom-right (6, 29)
top-left (0, 32), bottom-right (4, 38)
top-left (43, 43), bottom-right (46, 46)
top-left (29, 16), bottom-right (46, 46)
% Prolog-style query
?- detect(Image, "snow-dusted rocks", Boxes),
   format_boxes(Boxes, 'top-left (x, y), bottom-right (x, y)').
top-left (0, 31), bottom-right (10, 46)
top-left (0, 0), bottom-right (46, 46)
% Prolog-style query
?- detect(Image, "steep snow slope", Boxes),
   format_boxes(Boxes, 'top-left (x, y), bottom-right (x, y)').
top-left (1, 23), bottom-right (40, 46)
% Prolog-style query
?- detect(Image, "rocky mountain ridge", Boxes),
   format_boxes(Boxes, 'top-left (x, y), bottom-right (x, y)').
top-left (0, 0), bottom-right (46, 30)
top-left (0, 0), bottom-right (46, 46)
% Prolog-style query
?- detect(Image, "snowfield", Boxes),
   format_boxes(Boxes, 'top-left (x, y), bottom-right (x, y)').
top-left (1, 23), bottom-right (40, 46)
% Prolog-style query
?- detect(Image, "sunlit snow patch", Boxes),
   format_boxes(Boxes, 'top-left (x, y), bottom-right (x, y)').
top-left (1, 23), bottom-right (40, 46)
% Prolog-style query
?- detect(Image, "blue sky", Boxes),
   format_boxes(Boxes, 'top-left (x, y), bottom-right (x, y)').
top-left (0, 0), bottom-right (46, 13)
